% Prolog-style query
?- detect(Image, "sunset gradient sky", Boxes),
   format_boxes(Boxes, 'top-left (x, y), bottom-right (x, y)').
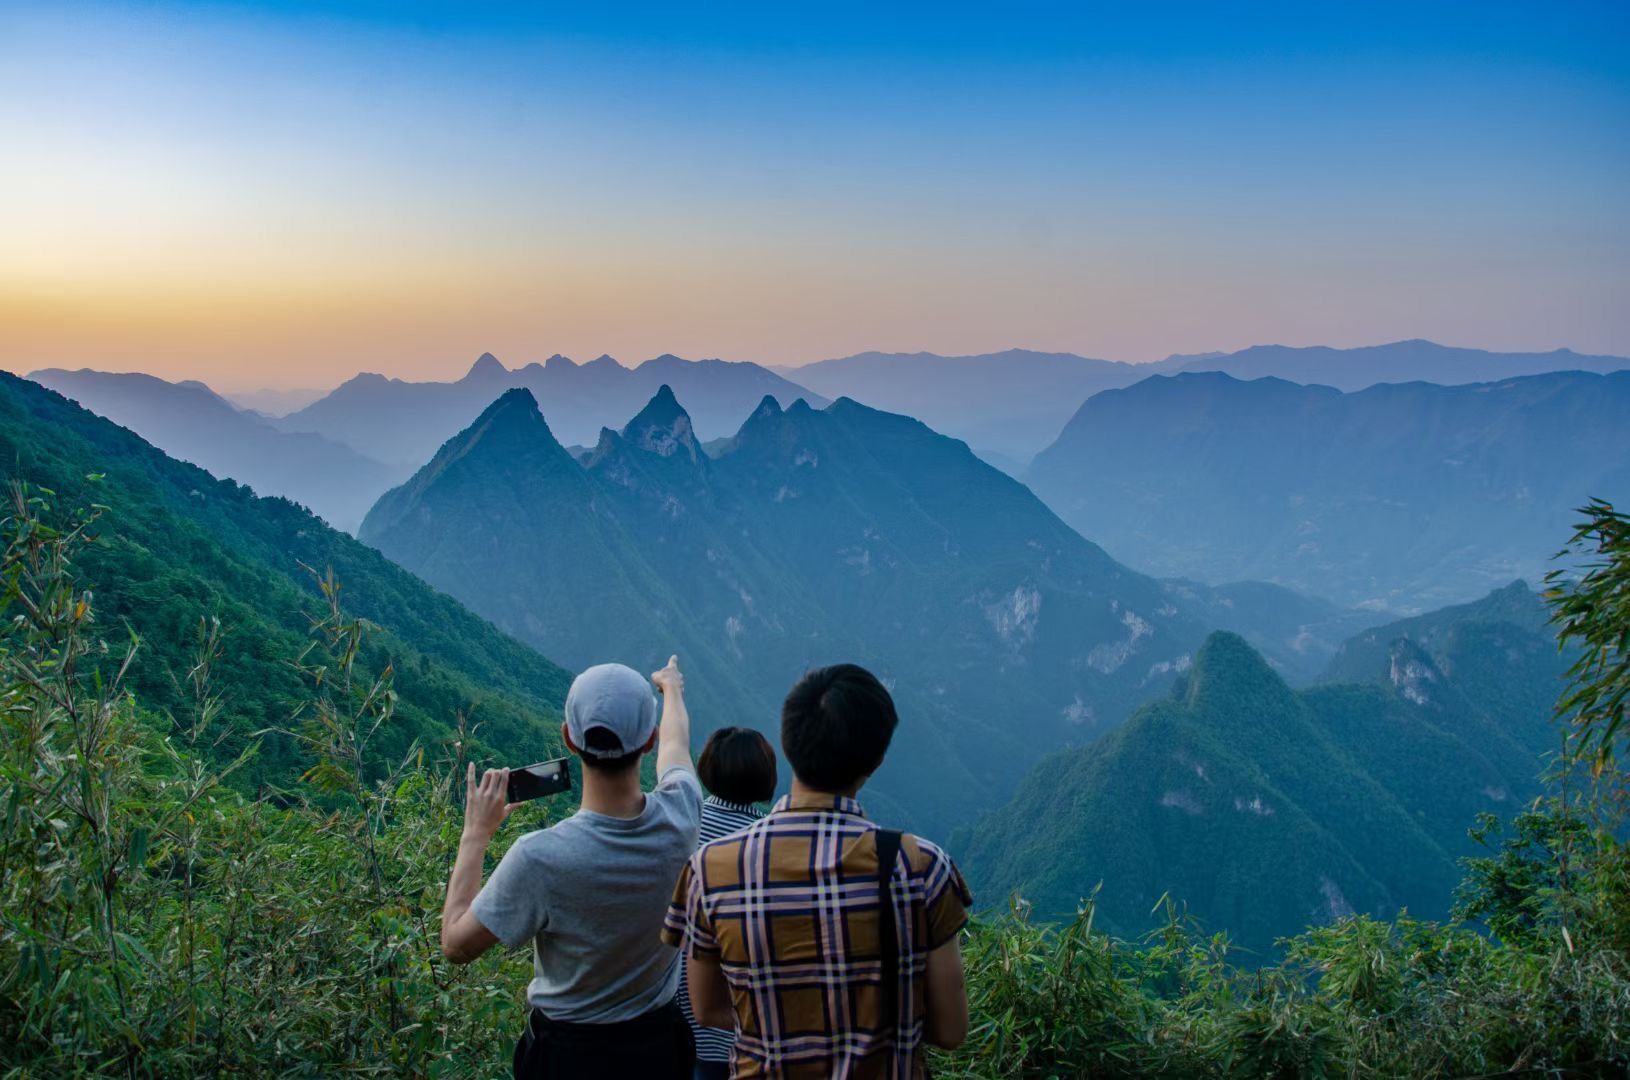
top-left (2, 1), bottom-right (1627, 390)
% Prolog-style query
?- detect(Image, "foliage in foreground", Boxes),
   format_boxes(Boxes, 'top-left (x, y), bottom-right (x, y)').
top-left (3, 489), bottom-right (1629, 1077)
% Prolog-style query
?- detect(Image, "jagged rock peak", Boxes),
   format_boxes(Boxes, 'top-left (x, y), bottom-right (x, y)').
top-left (730, 394), bottom-right (787, 442)
top-left (465, 352), bottom-right (507, 379)
top-left (622, 385), bottom-right (699, 462)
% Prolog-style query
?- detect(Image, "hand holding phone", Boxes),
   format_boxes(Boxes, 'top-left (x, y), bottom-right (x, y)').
top-left (506, 757), bottom-right (573, 804)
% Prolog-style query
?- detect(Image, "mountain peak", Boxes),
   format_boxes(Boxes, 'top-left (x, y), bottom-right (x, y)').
top-left (472, 387), bottom-right (542, 427)
top-left (621, 385), bottom-right (699, 462)
top-left (586, 354), bottom-right (622, 369)
top-left (1184, 631), bottom-right (1296, 714)
top-left (412, 387), bottom-right (573, 481)
top-left (464, 352), bottom-right (507, 380)
top-left (544, 353), bottom-right (576, 369)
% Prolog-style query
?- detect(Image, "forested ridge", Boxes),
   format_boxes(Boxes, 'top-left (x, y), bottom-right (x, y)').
top-left (0, 372), bottom-right (571, 787)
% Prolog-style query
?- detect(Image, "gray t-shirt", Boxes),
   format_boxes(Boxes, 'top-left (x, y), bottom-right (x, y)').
top-left (472, 765), bottom-right (702, 1022)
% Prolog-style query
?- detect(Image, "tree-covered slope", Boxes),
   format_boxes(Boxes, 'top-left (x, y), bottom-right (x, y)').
top-left (0, 372), bottom-right (571, 786)
top-left (1027, 370), bottom-right (1630, 611)
top-left (961, 589), bottom-right (1563, 948)
top-left (1320, 579), bottom-right (1567, 762)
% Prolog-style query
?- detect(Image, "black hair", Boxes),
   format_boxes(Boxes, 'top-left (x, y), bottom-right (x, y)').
top-left (697, 727), bottom-right (778, 804)
top-left (780, 664), bottom-right (898, 793)
top-left (577, 725), bottom-right (644, 773)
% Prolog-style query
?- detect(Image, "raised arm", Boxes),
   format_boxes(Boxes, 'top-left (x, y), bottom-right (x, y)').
top-left (651, 655), bottom-right (693, 775)
top-left (440, 763), bottom-right (508, 964)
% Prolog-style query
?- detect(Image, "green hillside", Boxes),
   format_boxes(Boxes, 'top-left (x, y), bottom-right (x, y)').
top-left (0, 372), bottom-right (571, 785)
top-left (961, 584), bottom-right (1563, 949)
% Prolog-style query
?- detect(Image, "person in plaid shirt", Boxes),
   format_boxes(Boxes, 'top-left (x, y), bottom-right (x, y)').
top-left (662, 664), bottom-right (971, 1078)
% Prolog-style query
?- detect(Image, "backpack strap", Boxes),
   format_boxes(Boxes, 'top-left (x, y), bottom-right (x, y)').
top-left (875, 828), bottom-right (904, 1062)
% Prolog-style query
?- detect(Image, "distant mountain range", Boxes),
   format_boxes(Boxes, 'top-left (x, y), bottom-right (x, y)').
top-left (26, 368), bottom-right (408, 533)
top-left (960, 582), bottom-right (1567, 948)
top-left (780, 340), bottom-right (1630, 462)
top-left (1166, 339), bottom-right (1630, 389)
top-left (275, 352), bottom-right (825, 467)
top-left (222, 385), bottom-right (331, 415)
top-left (1026, 369), bottom-right (1630, 612)
top-left (777, 349), bottom-right (1147, 463)
top-left (358, 386), bottom-right (1371, 833)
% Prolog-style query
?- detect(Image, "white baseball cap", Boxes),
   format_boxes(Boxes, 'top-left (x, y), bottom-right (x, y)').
top-left (564, 663), bottom-right (658, 759)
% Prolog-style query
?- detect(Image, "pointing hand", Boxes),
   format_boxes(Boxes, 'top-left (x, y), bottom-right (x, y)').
top-left (651, 655), bottom-right (684, 696)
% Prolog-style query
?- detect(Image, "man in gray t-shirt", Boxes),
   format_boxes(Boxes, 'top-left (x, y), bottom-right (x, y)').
top-left (441, 656), bottom-right (702, 1078)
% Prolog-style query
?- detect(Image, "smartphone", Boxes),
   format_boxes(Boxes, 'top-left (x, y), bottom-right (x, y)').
top-left (506, 757), bottom-right (573, 803)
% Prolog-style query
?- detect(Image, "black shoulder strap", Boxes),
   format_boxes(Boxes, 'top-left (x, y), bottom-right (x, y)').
top-left (875, 828), bottom-right (904, 1057)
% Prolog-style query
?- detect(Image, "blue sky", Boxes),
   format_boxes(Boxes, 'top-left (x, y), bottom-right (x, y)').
top-left (2, 0), bottom-right (1626, 387)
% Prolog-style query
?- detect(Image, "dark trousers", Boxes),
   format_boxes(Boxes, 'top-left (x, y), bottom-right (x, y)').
top-left (513, 1000), bottom-right (694, 1080)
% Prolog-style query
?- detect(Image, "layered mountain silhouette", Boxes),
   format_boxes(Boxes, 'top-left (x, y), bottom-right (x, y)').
top-left (359, 386), bottom-right (1367, 832)
top-left (27, 368), bottom-right (408, 533)
top-left (782, 340), bottom-right (1630, 462)
top-left (275, 351), bottom-right (825, 468)
top-left (0, 372), bottom-right (572, 786)
top-left (1027, 370), bottom-right (1630, 611)
top-left (1164, 339), bottom-right (1630, 389)
top-left (960, 583), bottom-right (1566, 948)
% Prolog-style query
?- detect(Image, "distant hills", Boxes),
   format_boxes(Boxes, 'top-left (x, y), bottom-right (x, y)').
top-left (275, 351), bottom-right (825, 467)
top-left (1027, 369), bottom-right (1630, 612)
top-left (0, 372), bottom-right (571, 788)
top-left (779, 349), bottom-right (1147, 463)
top-left (358, 386), bottom-right (1367, 833)
top-left (781, 340), bottom-right (1630, 462)
top-left (960, 582), bottom-right (1567, 949)
top-left (1165, 339), bottom-right (1630, 390)
top-left (222, 385), bottom-right (331, 415)
top-left (27, 368), bottom-right (408, 533)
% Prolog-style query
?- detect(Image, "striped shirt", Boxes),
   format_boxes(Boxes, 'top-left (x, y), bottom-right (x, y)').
top-left (679, 796), bottom-right (767, 1062)
top-left (662, 792), bottom-right (971, 1079)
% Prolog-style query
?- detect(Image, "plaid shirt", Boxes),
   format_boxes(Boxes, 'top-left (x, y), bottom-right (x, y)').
top-left (661, 792), bottom-right (972, 1079)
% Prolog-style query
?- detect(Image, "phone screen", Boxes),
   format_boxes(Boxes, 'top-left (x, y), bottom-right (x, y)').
top-left (507, 758), bottom-right (573, 803)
